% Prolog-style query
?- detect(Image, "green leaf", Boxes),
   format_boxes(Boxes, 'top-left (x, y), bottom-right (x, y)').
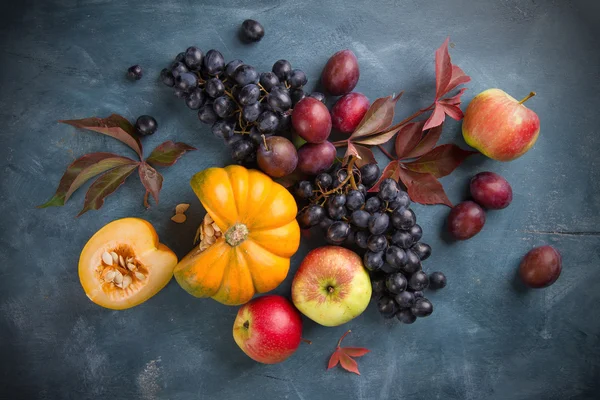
top-left (404, 144), bottom-right (477, 178)
top-left (60, 114), bottom-right (143, 158)
top-left (138, 162), bottom-right (163, 207)
top-left (38, 152), bottom-right (135, 208)
top-left (146, 141), bottom-right (196, 167)
top-left (77, 164), bottom-right (139, 217)
top-left (349, 92), bottom-right (403, 139)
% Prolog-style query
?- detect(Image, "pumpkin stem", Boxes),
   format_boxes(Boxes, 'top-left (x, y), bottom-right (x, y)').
top-left (225, 223), bottom-right (249, 247)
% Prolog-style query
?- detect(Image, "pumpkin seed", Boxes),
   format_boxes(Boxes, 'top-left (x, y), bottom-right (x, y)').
top-left (126, 257), bottom-right (133, 264)
top-left (171, 214), bottom-right (187, 223)
top-left (205, 213), bottom-right (214, 224)
top-left (204, 223), bottom-right (215, 237)
top-left (175, 203), bottom-right (190, 214)
top-left (121, 275), bottom-right (132, 289)
top-left (110, 252), bottom-right (119, 264)
top-left (104, 270), bottom-right (116, 282)
top-left (205, 235), bottom-right (216, 245)
top-left (102, 251), bottom-right (113, 265)
top-left (119, 255), bottom-right (126, 268)
top-left (127, 263), bottom-right (137, 271)
top-left (114, 271), bottom-right (124, 284)
top-left (135, 271), bottom-right (146, 280)
top-left (212, 223), bottom-right (221, 233)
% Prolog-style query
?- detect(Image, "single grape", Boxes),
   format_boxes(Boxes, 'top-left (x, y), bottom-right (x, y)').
top-left (160, 68), bottom-right (175, 87)
top-left (267, 87), bottom-right (292, 111)
top-left (409, 271), bottom-right (429, 291)
top-left (363, 251), bottom-right (384, 272)
top-left (184, 46), bottom-right (203, 70)
top-left (249, 126), bottom-right (271, 146)
top-left (359, 164), bottom-right (380, 188)
top-left (175, 72), bottom-right (198, 92)
top-left (292, 97), bottom-right (332, 143)
top-left (319, 217), bottom-right (334, 231)
top-left (391, 230), bottom-right (413, 249)
top-left (205, 78), bottom-right (225, 98)
top-left (225, 59), bottom-right (244, 79)
top-left (394, 291), bottom-right (415, 308)
top-left (343, 230), bottom-right (356, 247)
top-left (296, 141), bottom-right (336, 175)
top-left (411, 298), bottom-right (433, 317)
top-left (331, 92), bottom-right (370, 134)
top-left (127, 64), bottom-right (143, 80)
top-left (297, 205), bottom-right (326, 228)
top-left (350, 210), bottom-right (370, 229)
top-left (396, 308), bottom-right (417, 324)
top-left (202, 49), bottom-right (224, 75)
top-left (413, 291), bottom-right (424, 299)
top-left (257, 136), bottom-right (298, 177)
top-left (310, 92), bottom-right (326, 104)
top-left (429, 272), bottom-right (447, 290)
top-left (378, 178), bottom-right (399, 201)
top-left (240, 19), bottom-right (265, 42)
top-left (447, 201), bottom-right (486, 240)
top-left (234, 64), bottom-right (260, 86)
top-left (377, 296), bottom-right (397, 318)
top-left (386, 273), bottom-right (408, 294)
top-left (185, 88), bottom-right (205, 110)
top-left (321, 49), bottom-right (359, 95)
top-left (470, 171), bottom-right (513, 209)
top-left (272, 59), bottom-right (292, 81)
top-left (357, 183), bottom-right (367, 197)
top-left (173, 89), bottom-right (186, 98)
top-left (257, 110), bottom-right (280, 133)
top-left (290, 89), bottom-right (306, 107)
top-left (315, 173), bottom-right (333, 189)
top-left (295, 181), bottom-right (313, 199)
top-left (364, 197), bottom-right (382, 213)
top-left (135, 115), bottom-right (157, 136)
top-left (368, 235), bottom-right (388, 252)
top-left (213, 96), bottom-right (236, 118)
top-left (175, 52), bottom-right (185, 62)
top-left (368, 212), bottom-right (389, 235)
top-left (345, 190), bottom-right (365, 211)
top-left (171, 61), bottom-right (188, 78)
top-left (327, 221), bottom-right (350, 244)
top-left (327, 202), bottom-right (346, 221)
top-left (198, 103), bottom-right (218, 124)
top-left (331, 194), bottom-right (346, 207)
top-left (412, 242), bottom-right (432, 261)
top-left (385, 246), bottom-right (407, 269)
top-left (225, 134), bottom-right (243, 147)
top-left (391, 208), bottom-right (416, 230)
top-left (211, 119), bottom-right (235, 139)
top-left (260, 72), bottom-right (280, 92)
top-left (240, 103), bottom-right (261, 123)
top-left (519, 245), bottom-right (562, 288)
top-left (401, 249), bottom-right (421, 275)
top-left (230, 138), bottom-right (255, 164)
top-left (277, 112), bottom-right (292, 134)
top-left (355, 231), bottom-right (369, 249)
top-left (393, 191), bottom-right (411, 209)
top-left (333, 169), bottom-right (348, 187)
top-left (288, 69), bottom-right (307, 88)
top-left (238, 84), bottom-right (261, 106)
top-left (410, 224), bottom-right (423, 242)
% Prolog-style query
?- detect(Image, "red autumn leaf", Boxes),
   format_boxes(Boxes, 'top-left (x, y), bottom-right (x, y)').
top-left (350, 92), bottom-right (403, 139)
top-left (345, 143), bottom-right (376, 168)
top-left (339, 353), bottom-right (361, 375)
top-left (342, 347), bottom-right (371, 357)
top-left (146, 141), bottom-right (197, 167)
top-left (403, 123), bottom-right (444, 159)
top-left (328, 350), bottom-right (341, 370)
top-left (446, 65), bottom-right (471, 95)
top-left (434, 37), bottom-right (453, 99)
top-left (327, 330), bottom-right (369, 376)
top-left (367, 160), bottom-right (402, 192)
top-left (344, 141), bottom-right (360, 165)
top-left (60, 114), bottom-right (143, 159)
top-left (395, 121), bottom-right (425, 159)
top-left (404, 144), bottom-right (477, 178)
top-left (138, 162), bottom-right (163, 207)
top-left (423, 103), bottom-right (445, 131)
top-left (351, 123), bottom-right (402, 146)
top-left (440, 88), bottom-right (467, 106)
top-left (77, 163), bottom-right (139, 216)
top-left (397, 167), bottom-right (452, 207)
top-left (441, 103), bottom-right (464, 120)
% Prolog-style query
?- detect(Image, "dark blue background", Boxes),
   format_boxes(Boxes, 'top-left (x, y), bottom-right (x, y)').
top-left (1, 1), bottom-right (599, 399)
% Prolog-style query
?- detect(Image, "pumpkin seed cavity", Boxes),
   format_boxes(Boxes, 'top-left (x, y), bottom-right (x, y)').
top-left (194, 213), bottom-right (223, 252)
top-left (100, 249), bottom-right (146, 290)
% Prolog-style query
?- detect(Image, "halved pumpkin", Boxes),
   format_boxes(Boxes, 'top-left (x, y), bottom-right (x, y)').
top-left (174, 165), bottom-right (300, 306)
top-left (79, 218), bottom-right (177, 310)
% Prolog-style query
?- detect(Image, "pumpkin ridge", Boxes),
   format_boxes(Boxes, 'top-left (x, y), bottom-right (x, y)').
top-left (243, 170), bottom-right (275, 227)
top-left (224, 166), bottom-right (241, 219)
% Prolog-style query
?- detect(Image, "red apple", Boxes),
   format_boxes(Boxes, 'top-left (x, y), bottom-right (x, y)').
top-left (232, 295), bottom-right (302, 364)
top-left (292, 246), bottom-right (371, 327)
top-left (331, 92), bottom-right (370, 134)
top-left (462, 89), bottom-right (540, 161)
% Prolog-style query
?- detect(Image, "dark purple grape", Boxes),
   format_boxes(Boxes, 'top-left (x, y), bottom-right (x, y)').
top-left (315, 173), bottom-right (332, 189)
top-left (234, 64), bottom-right (259, 86)
top-left (396, 309), bottom-right (417, 324)
top-left (401, 249), bottom-right (421, 275)
top-left (238, 84), bottom-right (260, 105)
top-left (319, 217), bottom-right (333, 231)
top-left (225, 59), bottom-right (244, 79)
top-left (343, 229), bottom-right (356, 247)
top-left (230, 138), bottom-right (255, 163)
top-left (184, 46), bottom-right (203, 70)
top-left (429, 272), bottom-right (447, 290)
top-left (364, 197), bottom-right (382, 213)
top-left (345, 190), bottom-right (365, 211)
top-left (197, 103), bottom-right (217, 124)
top-left (411, 298), bottom-right (433, 317)
top-left (310, 92), bottom-right (326, 103)
top-left (240, 19), bottom-right (265, 42)
top-left (260, 72), bottom-right (279, 92)
top-left (249, 126), bottom-right (271, 146)
top-left (160, 68), bottom-right (175, 87)
top-left (330, 194), bottom-right (346, 207)
top-left (267, 87), bottom-right (292, 111)
top-left (333, 169), bottom-right (348, 186)
top-left (394, 291), bottom-right (415, 308)
top-left (357, 183), bottom-right (367, 197)
top-left (288, 69), bottom-right (307, 88)
top-left (385, 246), bottom-right (407, 269)
top-left (171, 61), bottom-right (189, 78)
top-left (413, 291), bottom-right (423, 299)
top-left (202, 49), bottom-right (224, 76)
top-left (391, 230), bottom-right (413, 249)
top-left (257, 110), bottom-right (280, 133)
top-left (291, 89), bottom-right (306, 107)
top-left (386, 273), bottom-right (407, 294)
top-left (173, 89), bottom-right (186, 98)
top-left (211, 119), bottom-right (235, 139)
top-left (350, 210), bottom-right (370, 229)
top-left (327, 202), bottom-right (346, 220)
top-left (368, 212), bottom-right (389, 235)
top-left (359, 164), bottom-right (380, 188)
top-left (363, 251), bottom-right (384, 272)
top-left (377, 296), bottom-right (397, 318)
top-left (175, 52), bottom-right (185, 62)
top-left (127, 64), bottom-right (143, 80)
top-left (225, 134), bottom-right (243, 147)
top-left (205, 78), bottom-right (225, 98)
top-left (378, 178), bottom-right (399, 201)
top-left (391, 208), bottom-right (416, 230)
top-left (242, 102), bottom-right (262, 123)
top-left (409, 271), bottom-right (429, 291)
top-left (393, 191), bottom-right (411, 209)
top-left (135, 115), bottom-right (157, 136)
top-left (213, 96), bottom-right (236, 118)
top-left (410, 225), bottom-right (423, 242)
top-left (412, 242), bottom-right (432, 261)
top-left (175, 72), bottom-right (198, 91)
top-left (371, 273), bottom-right (387, 297)
top-left (277, 112), bottom-right (292, 134)
top-left (297, 205), bottom-right (326, 228)
top-left (295, 181), bottom-right (313, 199)
top-left (367, 235), bottom-right (388, 252)
top-left (185, 88), bottom-right (205, 110)
top-left (355, 231), bottom-right (369, 249)
top-left (272, 59), bottom-right (292, 81)
top-left (327, 221), bottom-right (350, 244)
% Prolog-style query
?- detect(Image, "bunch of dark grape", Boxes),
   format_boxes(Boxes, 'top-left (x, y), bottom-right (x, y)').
top-left (160, 46), bottom-right (322, 165)
top-left (294, 162), bottom-right (447, 324)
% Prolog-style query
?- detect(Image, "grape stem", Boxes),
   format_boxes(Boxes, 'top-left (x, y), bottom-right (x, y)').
top-left (261, 134), bottom-right (269, 150)
top-left (313, 157), bottom-right (358, 202)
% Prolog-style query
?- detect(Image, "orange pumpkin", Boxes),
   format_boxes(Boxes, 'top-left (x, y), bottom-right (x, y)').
top-left (174, 165), bottom-right (300, 305)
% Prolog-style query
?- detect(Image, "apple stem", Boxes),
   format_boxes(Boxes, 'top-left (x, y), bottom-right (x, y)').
top-left (519, 92), bottom-right (536, 104)
top-left (337, 330), bottom-right (352, 348)
top-left (261, 134), bottom-right (269, 151)
top-left (301, 338), bottom-right (312, 345)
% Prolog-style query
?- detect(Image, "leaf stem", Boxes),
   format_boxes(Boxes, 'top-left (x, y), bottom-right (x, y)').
top-left (261, 134), bottom-right (269, 151)
top-left (301, 338), bottom-right (313, 345)
top-left (377, 145), bottom-right (394, 161)
top-left (519, 92), bottom-right (536, 104)
top-left (337, 330), bottom-right (351, 348)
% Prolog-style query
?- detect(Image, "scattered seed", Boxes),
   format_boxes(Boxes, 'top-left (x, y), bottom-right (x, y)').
top-left (175, 203), bottom-right (190, 214)
top-left (114, 271), bottom-right (124, 284)
top-left (111, 252), bottom-right (119, 264)
top-left (199, 242), bottom-right (210, 251)
top-left (127, 263), bottom-right (137, 271)
top-left (171, 214), bottom-right (187, 223)
top-left (104, 270), bottom-right (116, 282)
top-left (205, 213), bottom-right (214, 224)
top-left (204, 223), bottom-right (215, 237)
top-left (119, 255), bottom-right (126, 268)
top-left (205, 235), bottom-right (216, 245)
top-left (102, 251), bottom-right (113, 265)
top-left (122, 275), bottom-right (132, 289)
top-left (212, 223), bottom-right (221, 232)
top-left (135, 271), bottom-right (146, 280)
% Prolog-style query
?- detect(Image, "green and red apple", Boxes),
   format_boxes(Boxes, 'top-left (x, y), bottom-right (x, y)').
top-left (232, 295), bottom-right (302, 364)
top-left (292, 246), bottom-right (371, 327)
top-left (462, 89), bottom-right (540, 161)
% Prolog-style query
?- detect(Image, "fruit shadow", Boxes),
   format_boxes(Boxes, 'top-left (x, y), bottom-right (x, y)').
top-left (511, 262), bottom-right (531, 296)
